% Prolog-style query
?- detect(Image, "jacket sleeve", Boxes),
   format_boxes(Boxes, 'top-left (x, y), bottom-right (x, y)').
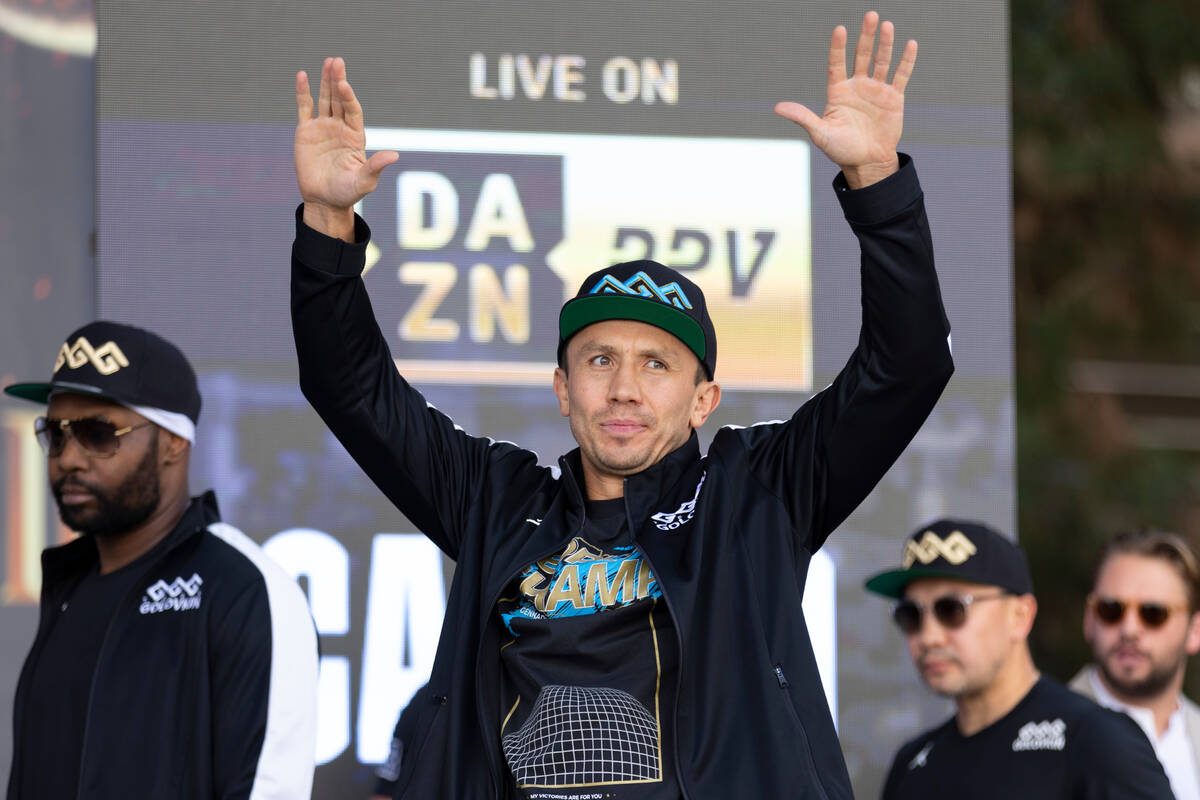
top-left (291, 207), bottom-right (534, 559)
top-left (207, 528), bottom-right (320, 800)
top-left (726, 155), bottom-right (953, 551)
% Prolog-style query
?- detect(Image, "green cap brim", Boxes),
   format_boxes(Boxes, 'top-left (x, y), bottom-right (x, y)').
top-left (560, 295), bottom-right (706, 361)
top-left (4, 381), bottom-right (108, 405)
top-left (864, 567), bottom-right (994, 599)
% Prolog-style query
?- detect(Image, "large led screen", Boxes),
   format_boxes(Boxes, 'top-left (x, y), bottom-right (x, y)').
top-left (17, 0), bottom-right (1017, 795)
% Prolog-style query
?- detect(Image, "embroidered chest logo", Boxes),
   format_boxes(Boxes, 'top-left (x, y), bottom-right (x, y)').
top-left (902, 530), bottom-right (977, 568)
top-left (54, 336), bottom-right (130, 376)
top-left (139, 573), bottom-right (204, 614)
top-left (651, 472), bottom-right (706, 531)
top-left (1011, 719), bottom-right (1066, 752)
top-left (907, 741), bottom-right (934, 770)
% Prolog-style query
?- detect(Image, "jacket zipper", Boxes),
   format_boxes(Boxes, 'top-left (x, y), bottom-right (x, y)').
top-left (476, 464), bottom-right (589, 798)
top-left (74, 552), bottom-right (175, 799)
top-left (773, 663), bottom-right (790, 689)
top-left (476, 585), bottom-right (508, 796)
top-left (624, 479), bottom-right (693, 800)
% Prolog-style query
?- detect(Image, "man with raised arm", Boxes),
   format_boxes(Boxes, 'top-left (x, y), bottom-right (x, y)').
top-left (292, 12), bottom-right (952, 799)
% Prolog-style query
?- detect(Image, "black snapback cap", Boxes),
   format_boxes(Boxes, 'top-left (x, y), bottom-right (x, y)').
top-left (865, 518), bottom-right (1035, 599)
top-left (4, 320), bottom-right (201, 424)
top-left (558, 259), bottom-right (717, 380)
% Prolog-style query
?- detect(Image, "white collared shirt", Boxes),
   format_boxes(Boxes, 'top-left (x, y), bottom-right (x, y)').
top-left (1089, 670), bottom-right (1200, 800)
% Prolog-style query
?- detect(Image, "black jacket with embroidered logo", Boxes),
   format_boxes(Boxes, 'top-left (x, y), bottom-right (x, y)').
top-left (7, 492), bottom-right (318, 800)
top-left (291, 156), bottom-right (953, 799)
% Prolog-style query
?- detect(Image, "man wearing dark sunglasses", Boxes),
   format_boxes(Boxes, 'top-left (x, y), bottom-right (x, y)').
top-left (867, 518), bottom-right (1172, 799)
top-left (2, 320), bottom-right (319, 800)
top-left (1071, 529), bottom-right (1200, 800)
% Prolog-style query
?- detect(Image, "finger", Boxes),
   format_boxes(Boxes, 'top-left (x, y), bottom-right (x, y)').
top-left (318, 57), bottom-right (333, 118)
top-left (358, 151), bottom-right (401, 196)
top-left (852, 10), bottom-right (879, 78)
top-left (364, 150), bottom-right (400, 178)
top-left (873, 20), bottom-right (894, 81)
top-left (339, 74), bottom-right (365, 132)
top-left (828, 25), bottom-right (848, 84)
top-left (774, 101), bottom-right (824, 138)
top-left (892, 39), bottom-right (918, 93)
top-left (330, 57), bottom-right (346, 120)
top-left (296, 71), bottom-right (313, 125)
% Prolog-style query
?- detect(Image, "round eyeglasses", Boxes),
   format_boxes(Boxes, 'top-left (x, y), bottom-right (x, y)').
top-left (891, 592), bottom-right (1011, 635)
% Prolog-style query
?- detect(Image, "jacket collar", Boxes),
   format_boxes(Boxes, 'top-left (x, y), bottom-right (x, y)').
top-left (556, 432), bottom-right (703, 517)
top-left (627, 431), bottom-right (702, 501)
top-left (483, 437), bottom-right (704, 619)
top-left (41, 490), bottom-right (222, 584)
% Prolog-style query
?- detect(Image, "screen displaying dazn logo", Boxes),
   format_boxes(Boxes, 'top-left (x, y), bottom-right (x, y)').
top-left (363, 150), bottom-right (564, 367)
top-left (362, 128), bottom-right (814, 390)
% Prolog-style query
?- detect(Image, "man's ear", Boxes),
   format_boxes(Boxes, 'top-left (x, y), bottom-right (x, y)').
top-left (1082, 593), bottom-right (1097, 646)
top-left (1011, 594), bottom-right (1038, 640)
top-left (553, 367), bottom-right (570, 418)
top-left (689, 381), bottom-right (721, 429)
top-left (161, 430), bottom-right (190, 465)
top-left (1185, 611), bottom-right (1200, 657)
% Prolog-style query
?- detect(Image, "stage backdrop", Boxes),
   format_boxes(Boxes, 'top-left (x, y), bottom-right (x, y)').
top-left (0, 0), bottom-right (97, 786)
top-left (7, 1), bottom-right (1017, 796)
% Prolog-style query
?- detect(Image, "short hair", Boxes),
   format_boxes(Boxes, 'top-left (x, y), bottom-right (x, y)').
top-left (1092, 529), bottom-right (1200, 612)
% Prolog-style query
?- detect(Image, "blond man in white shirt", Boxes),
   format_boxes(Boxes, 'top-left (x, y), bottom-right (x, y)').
top-left (1072, 528), bottom-right (1200, 800)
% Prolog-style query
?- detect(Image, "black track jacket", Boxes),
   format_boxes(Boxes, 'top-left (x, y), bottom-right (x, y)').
top-left (7, 492), bottom-right (319, 800)
top-left (291, 156), bottom-right (953, 799)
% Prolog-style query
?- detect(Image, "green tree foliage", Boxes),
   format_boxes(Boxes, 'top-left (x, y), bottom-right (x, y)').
top-left (1014, 0), bottom-right (1200, 687)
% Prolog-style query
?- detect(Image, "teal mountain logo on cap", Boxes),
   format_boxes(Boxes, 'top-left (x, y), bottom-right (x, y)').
top-left (588, 271), bottom-right (694, 310)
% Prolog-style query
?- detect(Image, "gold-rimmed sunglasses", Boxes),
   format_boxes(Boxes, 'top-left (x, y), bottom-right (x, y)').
top-left (34, 416), bottom-right (153, 458)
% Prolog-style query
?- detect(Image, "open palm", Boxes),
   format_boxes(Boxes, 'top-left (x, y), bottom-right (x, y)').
top-left (294, 57), bottom-right (398, 213)
top-left (775, 11), bottom-right (916, 186)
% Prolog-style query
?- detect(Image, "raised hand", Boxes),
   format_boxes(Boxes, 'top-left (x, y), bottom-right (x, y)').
top-left (775, 11), bottom-right (916, 188)
top-left (295, 57), bottom-right (399, 240)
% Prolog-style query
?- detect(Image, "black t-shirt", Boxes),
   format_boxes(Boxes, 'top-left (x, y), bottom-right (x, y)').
top-left (497, 497), bottom-right (681, 800)
top-left (17, 548), bottom-right (155, 800)
top-left (881, 676), bottom-right (1174, 800)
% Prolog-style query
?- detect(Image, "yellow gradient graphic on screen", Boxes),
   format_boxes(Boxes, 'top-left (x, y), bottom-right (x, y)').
top-left (367, 128), bottom-right (811, 390)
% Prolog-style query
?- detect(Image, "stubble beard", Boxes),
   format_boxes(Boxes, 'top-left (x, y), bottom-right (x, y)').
top-left (1098, 645), bottom-right (1186, 701)
top-left (921, 645), bottom-right (1008, 702)
top-left (571, 410), bottom-right (659, 477)
top-left (52, 432), bottom-right (161, 538)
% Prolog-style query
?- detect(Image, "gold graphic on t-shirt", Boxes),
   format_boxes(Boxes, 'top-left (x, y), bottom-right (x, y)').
top-left (902, 531), bottom-right (977, 568)
top-left (519, 537), bottom-right (655, 612)
top-left (53, 337), bottom-right (130, 376)
top-left (561, 537), bottom-right (606, 564)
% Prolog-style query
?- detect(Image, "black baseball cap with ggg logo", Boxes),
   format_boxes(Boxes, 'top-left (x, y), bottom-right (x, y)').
top-left (865, 518), bottom-right (1035, 599)
top-left (558, 259), bottom-right (718, 380)
top-left (4, 320), bottom-right (201, 426)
